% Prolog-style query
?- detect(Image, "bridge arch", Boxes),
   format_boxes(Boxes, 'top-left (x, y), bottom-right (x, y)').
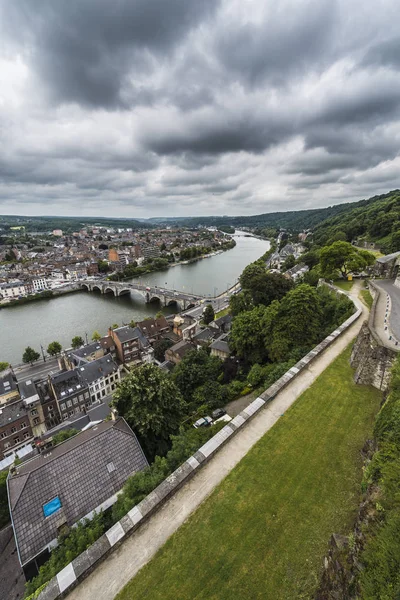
top-left (118, 288), bottom-right (131, 297)
top-left (92, 284), bottom-right (103, 294)
top-left (148, 294), bottom-right (162, 304)
top-left (80, 283), bottom-right (90, 292)
top-left (103, 286), bottom-right (116, 296)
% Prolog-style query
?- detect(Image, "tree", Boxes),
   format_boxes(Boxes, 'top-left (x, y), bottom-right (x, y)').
top-left (173, 349), bottom-right (222, 405)
top-left (203, 304), bottom-right (215, 324)
top-left (153, 338), bottom-right (173, 362)
top-left (91, 330), bottom-right (101, 341)
top-left (97, 260), bottom-right (110, 273)
top-left (52, 428), bottom-right (79, 446)
top-left (320, 241), bottom-right (375, 279)
top-left (112, 364), bottom-right (186, 460)
top-left (47, 341), bottom-right (62, 356)
top-left (240, 264), bottom-right (294, 306)
top-left (230, 305), bottom-right (270, 364)
top-left (282, 254), bottom-right (296, 271)
top-left (22, 346), bottom-right (40, 365)
top-left (71, 336), bottom-right (84, 349)
top-left (0, 362), bottom-right (9, 372)
top-left (229, 289), bottom-right (253, 316)
top-left (267, 285), bottom-right (323, 362)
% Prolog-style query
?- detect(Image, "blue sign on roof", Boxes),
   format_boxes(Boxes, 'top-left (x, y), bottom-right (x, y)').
top-left (43, 496), bottom-right (62, 518)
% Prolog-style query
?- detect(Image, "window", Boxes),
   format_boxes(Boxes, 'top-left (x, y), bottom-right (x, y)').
top-left (11, 427), bottom-right (17, 434)
top-left (68, 410), bottom-right (74, 417)
top-left (60, 403), bottom-right (65, 411)
top-left (48, 412), bottom-right (55, 419)
top-left (33, 418), bottom-right (40, 425)
top-left (24, 432), bottom-right (30, 440)
top-left (73, 398), bottom-right (78, 405)
top-left (102, 389), bottom-right (106, 397)
top-left (47, 405), bottom-right (53, 412)
top-left (79, 394), bottom-right (83, 402)
top-left (14, 437), bottom-right (20, 444)
top-left (0, 432), bottom-right (7, 439)
top-left (84, 392), bottom-right (89, 399)
top-left (43, 496), bottom-right (62, 518)
top-left (67, 400), bottom-right (72, 408)
top-left (31, 409), bottom-right (38, 416)
top-left (20, 423), bottom-right (27, 429)
top-left (63, 414), bottom-right (68, 421)
top-left (4, 442), bottom-right (10, 449)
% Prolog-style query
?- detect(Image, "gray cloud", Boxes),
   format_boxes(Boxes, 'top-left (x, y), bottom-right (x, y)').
top-left (1, 0), bottom-right (400, 217)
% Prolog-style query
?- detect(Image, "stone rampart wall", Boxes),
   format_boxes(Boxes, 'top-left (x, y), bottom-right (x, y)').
top-left (36, 304), bottom-right (363, 600)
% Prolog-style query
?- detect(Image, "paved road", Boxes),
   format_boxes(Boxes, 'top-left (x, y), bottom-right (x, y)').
top-left (13, 356), bottom-right (60, 384)
top-left (66, 286), bottom-right (366, 600)
top-left (372, 279), bottom-right (400, 347)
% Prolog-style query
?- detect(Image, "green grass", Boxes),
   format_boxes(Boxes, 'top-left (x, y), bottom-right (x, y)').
top-left (116, 346), bottom-right (382, 600)
top-left (359, 289), bottom-right (374, 310)
top-left (214, 306), bottom-right (230, 319)
top-left (333, 279), bottom-right (354, 291)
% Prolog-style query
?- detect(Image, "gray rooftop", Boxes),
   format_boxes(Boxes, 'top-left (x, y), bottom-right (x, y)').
top-left (8, 418), bottom-right (148, 566)
top-left (376, 251), bottom-right (400, 264)
top-left (67, 341), bottom-right (103, 361)
top-left (77, 355), bottom-right (118, 386)
top-left (210, 334), bottom-right (231, 354)
top-left (0, 369), bottom-right (18, 398)
top-left (0, 401), bottom-right (28, 428)
top-left (113, 325), bottom-right (150, 347)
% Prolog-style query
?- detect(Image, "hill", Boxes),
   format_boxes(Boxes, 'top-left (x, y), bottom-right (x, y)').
top-left (313, 189), bottom-right (400, 252)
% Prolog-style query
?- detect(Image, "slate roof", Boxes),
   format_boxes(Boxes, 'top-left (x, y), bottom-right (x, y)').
top-left (67, 341), bottom-right (102, 361)
top-left (167, 340), bottom-right (195, 357)
top-left (8, 418), bottom-right (148, 566)
top-left (18, 379), bottom-right (39, 402)
top-left (210, 334), bottom-right (231, 354)
top-left (0, 401), bottom-right (28, 427)
top-left (0, 369), bottom-right (18, 397)
top-left (192, 328), bottom-right (217, 343)
top-left (50, 369), bottom-right (88, 400)
top-left (137, 316), bottom-right (169, 338)
top-left (113, 325), bottom-right (150, 347)
top-left (376, 251), bottom-right (400, 264)
top-left (76, 355), bottom-right (118, 386)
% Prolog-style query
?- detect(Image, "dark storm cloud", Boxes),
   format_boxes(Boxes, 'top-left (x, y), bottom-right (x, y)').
top-left (1, 0), bottom-right (400, 217)
top-left (1, 0), bottom-right (218, 108)
top-left (214, 0), bottom-right (338, 87)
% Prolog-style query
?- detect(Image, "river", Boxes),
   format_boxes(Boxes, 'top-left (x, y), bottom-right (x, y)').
top-left (1, 232), bottom-right (269, 365)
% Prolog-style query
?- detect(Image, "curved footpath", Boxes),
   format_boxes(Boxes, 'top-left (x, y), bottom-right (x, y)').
top-left (66, 282), bottom-right (366, 600)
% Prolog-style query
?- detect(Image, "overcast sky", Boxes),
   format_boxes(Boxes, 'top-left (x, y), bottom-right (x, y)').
top-left (1, 0), bottom-right (400, 218)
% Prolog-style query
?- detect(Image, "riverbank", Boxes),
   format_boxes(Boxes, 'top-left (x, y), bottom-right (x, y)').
top-left (0, 286), bottom-right (82, 310)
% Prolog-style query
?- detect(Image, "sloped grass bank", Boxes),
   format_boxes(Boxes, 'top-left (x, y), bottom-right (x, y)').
top-left (117, 346), bottom-right (381, 600)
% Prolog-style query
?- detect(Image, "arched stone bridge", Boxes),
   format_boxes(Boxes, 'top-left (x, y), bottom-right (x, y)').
top-left (79, 280), bottom-right (204, 311)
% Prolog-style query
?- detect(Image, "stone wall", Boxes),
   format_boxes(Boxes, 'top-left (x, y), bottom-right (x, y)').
top-left (351, 322), bottom-right (397, 390)
top-left (350, 281), bottom-right (398, 390)
top-left (36, 305), bottom-right (363, 600)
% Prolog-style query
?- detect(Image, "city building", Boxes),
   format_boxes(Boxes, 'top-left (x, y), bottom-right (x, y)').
top-left (136, 316), bottom-right (170, 344)
top-left (165, 340), bottom-right (196, 364)
top-left (210, 334), bottom-right (231, 360)
top-left (76, 355), bottom-right (121, 403)
top-left (109, 326), bottom-right (154, 366)
top-left (48, 370), bottom-right (90, 421)
top-left (0, 368), bottom-right (20, 405)
top-left (0, 401), bottom-right (33, 461)
top-left (8, 418), bottom-right (148, 578)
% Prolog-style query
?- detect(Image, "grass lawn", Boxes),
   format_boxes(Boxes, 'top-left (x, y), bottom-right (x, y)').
top-left (359, 289), bottom-right (374, 310)
top-left (214, 306), bottom-right (230, 319)
top-left (117, 346), bottom-right (382, 600)
top-left (333, 279), bottom-right (354, 291)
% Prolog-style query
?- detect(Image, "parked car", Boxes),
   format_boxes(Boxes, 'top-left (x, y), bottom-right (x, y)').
top-left (211, 408), bottom-right (226, 420)
top-left (193, 416), bottom-right (213, 429)
top-left (214, 414), bottom-right (232, 424)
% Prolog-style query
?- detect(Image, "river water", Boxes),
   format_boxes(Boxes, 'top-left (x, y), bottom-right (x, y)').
top-left (1, 232), bottom-right (269, 365)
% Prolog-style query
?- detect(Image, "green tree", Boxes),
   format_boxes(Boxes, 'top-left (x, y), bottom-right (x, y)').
top-left (268, 284), bottom-right (323, 362)
top-left (230, 305), bottom-right (270, 364)
top-left (52, 428), bottom-right (79, 446)
top-left (71, 336), bottom-right (84, 349)
top-left (320, 241), bottom-right (375, 279)
top-left (112, 364), bottom-right (186, 459)
top-left (203, 304), bottom-right (215, 324)
top-left (240, 264), bottom-right (294, 306)
top-left (229, 290), bottom-right (253, 316)
top-left (0, 361), bottom-right (9, 372)
top-left (22, 346), bottom-right (40, 365)
top-left (91, 330), bottom-right (101, 341)
top-left (192, 380), bottom-right (228, 410)
top-left (47, 341), bottom-right (62, 356)
top-left (129, 320), bottom-right (136, 328)
top-left (97, 260), bottom-right (110, 273)
top-left (173, 349), bottom-right (222, 405)
top-left (0, 470), bottom-right (10, 528)
top-left (282, 254), bottom-right (296, 271)
top-left (153, 338), bottom-right (173, 362)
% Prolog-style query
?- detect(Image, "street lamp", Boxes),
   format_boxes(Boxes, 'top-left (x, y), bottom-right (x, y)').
top-left (40, 345), bottom-right (46, 362)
